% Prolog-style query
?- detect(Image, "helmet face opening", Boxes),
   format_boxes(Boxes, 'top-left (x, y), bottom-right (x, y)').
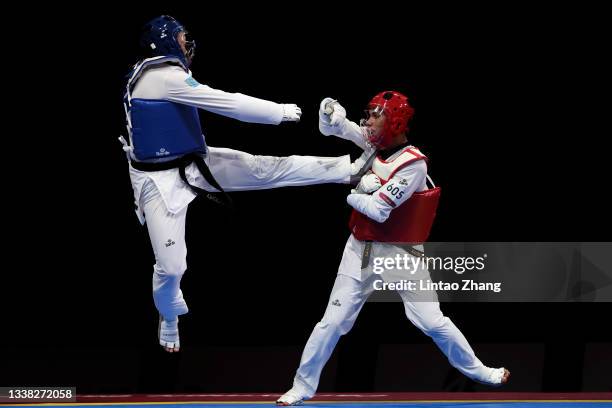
top-left (360, 106), bottom-right (387, 148)
top-left (182, 31), bottom-right (196, 60)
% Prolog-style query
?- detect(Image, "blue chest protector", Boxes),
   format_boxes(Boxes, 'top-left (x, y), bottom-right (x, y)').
top-left (123, 56), bottom-right (207, 161)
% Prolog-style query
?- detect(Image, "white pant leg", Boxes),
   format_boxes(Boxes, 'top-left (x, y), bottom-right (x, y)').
top-left (200, 147), bottom-right (351, 191)
top-left (397, 289), bottom-right (489, 382)
top-left (292, 242), bottom-right (373, 398)
top-left (141, 180), bottom-right (189, 319)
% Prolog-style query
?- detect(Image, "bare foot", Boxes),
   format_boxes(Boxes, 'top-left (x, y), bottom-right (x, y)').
top-left (501, 368), bottom-right (511, 384)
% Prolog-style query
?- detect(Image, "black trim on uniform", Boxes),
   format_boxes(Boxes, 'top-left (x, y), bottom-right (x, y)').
top-left (379, 142), bottom-right (410, 161)
top-left (130, 153), bottom-right (233, 209)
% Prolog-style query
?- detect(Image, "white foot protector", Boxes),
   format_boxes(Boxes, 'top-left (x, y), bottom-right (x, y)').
top-left (276, 388), bottom-right (306, 406)
top-left (477, 367), bottom-right (510, 387)
top-left (158, 315), bottom-right (180, 352)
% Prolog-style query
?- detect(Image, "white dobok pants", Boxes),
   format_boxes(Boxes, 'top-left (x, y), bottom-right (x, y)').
top-left (289, 235), bottom-right (492, 397)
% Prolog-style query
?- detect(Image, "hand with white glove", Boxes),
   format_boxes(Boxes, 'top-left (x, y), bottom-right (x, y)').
top-left (282, 104), bottom-right (302, 122)
top-left (319, 97), bottom-right (347, 135)
top-left (329, 102), bottom-right (346, 127)
top-left (352, 171), bottom-right (382, 194)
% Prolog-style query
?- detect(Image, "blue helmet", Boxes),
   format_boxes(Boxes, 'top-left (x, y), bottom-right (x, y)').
top-left (140, 15), bottom-right (195, 67)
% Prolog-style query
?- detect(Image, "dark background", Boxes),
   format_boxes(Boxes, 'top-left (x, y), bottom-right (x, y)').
top-left (4, 5), bottom-right (610, 394)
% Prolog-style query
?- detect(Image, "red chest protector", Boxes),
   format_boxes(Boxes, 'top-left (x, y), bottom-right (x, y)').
top-left (348, 147), bottom-right (441, 244)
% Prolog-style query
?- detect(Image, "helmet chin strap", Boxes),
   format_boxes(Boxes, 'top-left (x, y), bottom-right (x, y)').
top-left (185, 44), bottom-right (195, 60)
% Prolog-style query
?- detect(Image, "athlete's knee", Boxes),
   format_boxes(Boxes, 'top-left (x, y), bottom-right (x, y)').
top-left (317, 313), bottom-right (356, 336)
top-left (154, 257), bottom-right (186, 279)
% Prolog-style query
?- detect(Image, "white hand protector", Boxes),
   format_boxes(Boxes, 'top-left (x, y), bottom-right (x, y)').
top-left (282, 104), bottom-right (302, 122)
top-left (319, 97), bottom-right (346, 135)
top-left (354, 172), bottom-right (382, 194)
top-left (328, 101), bottom-right (346, 127)
top-left (320, 97), bottom-right (336, 119)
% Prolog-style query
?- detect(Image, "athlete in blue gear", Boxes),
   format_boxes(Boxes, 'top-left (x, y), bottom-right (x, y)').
top-left (121, 16), bottom-right (355, 352)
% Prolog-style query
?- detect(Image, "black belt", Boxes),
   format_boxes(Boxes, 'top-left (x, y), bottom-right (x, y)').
top-left (400, 245), bottom-right (425, 258)
top-left (361, 241), bottom-right (374, 270)
top-left (131, 153), bottom-right (233, 208)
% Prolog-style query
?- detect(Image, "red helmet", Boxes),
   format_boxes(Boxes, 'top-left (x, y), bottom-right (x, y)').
top-left (363, 91), bottom-right (414, 148)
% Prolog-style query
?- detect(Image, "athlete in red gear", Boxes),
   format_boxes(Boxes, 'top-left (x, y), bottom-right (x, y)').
top-left (277, 91), bottom-right (509, 405)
